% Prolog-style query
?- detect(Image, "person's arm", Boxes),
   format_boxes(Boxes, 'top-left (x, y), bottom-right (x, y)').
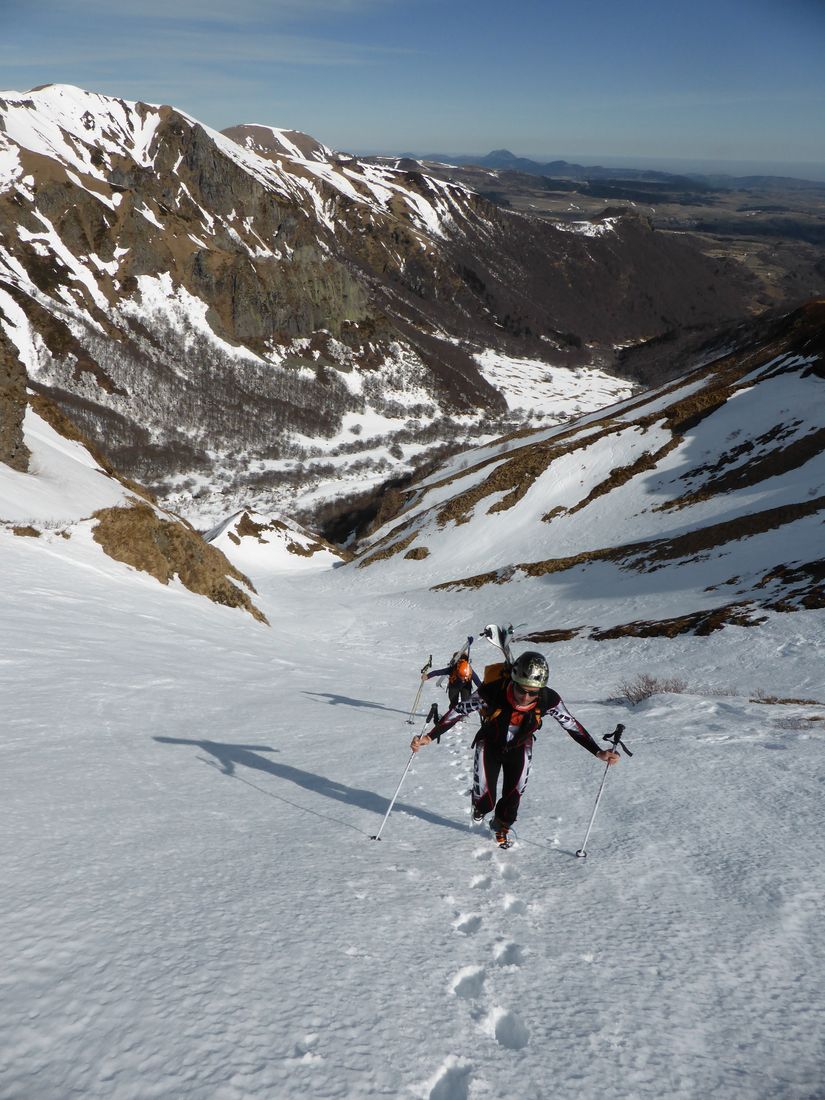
top-left (411, 691), bottom-right (484, 751)
top-left (423, 665), bottom-right (451, 681)
top-left (547, 693), bottom-right (619, 764)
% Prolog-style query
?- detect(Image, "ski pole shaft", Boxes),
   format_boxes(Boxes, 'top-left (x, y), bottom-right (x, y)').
top-left (575, 763), bottom-right (611, 858)
top-left (575, 723), bottom-right (629, 858)
top-left (407, 654), bottom-right (433, 724)
top-left (370, 751), bottom-right (416, 841)
top-left (406, 683), bottom-right (425, 725)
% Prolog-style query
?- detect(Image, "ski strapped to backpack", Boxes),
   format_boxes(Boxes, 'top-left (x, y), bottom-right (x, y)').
top-left (479, 622), bottom-right (526, 666)
top-left (438, 635), bottom-right (474, 688)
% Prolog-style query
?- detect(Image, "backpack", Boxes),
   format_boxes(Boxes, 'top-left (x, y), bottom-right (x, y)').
top-left (480, 662), bottom-right (544, 735)
top-left (482, 661), bottom-right (508, 685)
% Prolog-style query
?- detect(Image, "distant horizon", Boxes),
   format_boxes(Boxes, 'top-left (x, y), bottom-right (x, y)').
top-left (356, 146), bottom-right (825, 184)
top-left (3, 0), bottom-right (824, 185)
top-left (4, 77), bottom-right (824, 186)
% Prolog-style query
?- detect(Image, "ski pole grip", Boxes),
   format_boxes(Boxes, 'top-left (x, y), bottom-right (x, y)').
top-left (603, 723), bottom-right (633, 756)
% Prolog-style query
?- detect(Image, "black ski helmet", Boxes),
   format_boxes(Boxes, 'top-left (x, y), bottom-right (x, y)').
top-left (510, 651), bottom-right (549, 690)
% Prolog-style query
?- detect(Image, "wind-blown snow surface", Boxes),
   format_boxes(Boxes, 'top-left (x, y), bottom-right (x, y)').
top-left (3, 504), bottom-right (825, 1098)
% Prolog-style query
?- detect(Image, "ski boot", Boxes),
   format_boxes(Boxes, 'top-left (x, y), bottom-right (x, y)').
top-left (490, 817), bottom-right (512, 849)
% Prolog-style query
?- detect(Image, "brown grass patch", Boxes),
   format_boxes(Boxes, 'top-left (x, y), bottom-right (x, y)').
top-left (435, 495), bottom-right (825, 590)
top-left (0, 323), bottom-right (30, 471)
top-left (750, 690), bottom-right (822, 705)
top-left (93, 502), bottom-right (268, 623)
top-left (521, 627), bottom-right (582, 643)
top-left (404, 546), bottom-right (430, 559)
top-left (567, 438), bottom-right (680, 515)
top-left (661, 425), bottom-right (825, 511)
top-left (358, 532), bottom-right (418, 567)
top-left (12, 525), bottom-right (41, 537)
top-left (756, 560), bottom-right (825, 610)
top-left (229, 511), bottom-right (352, 561)
top-left (591, 603), bottom-right (765, 640)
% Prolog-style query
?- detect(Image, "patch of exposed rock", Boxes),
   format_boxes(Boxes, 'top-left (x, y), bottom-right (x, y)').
top-left (92, 501), bottom-right (268, 624)
top-left (0, 324), bottom-right (30, 471)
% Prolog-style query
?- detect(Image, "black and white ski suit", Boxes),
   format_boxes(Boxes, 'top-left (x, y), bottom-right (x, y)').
top-left (428, 677), bottom-right (601, 828)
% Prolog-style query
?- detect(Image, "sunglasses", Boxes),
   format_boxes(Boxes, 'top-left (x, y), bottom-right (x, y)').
top-left (513, 683), bottom-right (539, 698)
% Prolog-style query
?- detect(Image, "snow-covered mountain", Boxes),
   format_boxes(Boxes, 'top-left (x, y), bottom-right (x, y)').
top-left (2, 300), bottom-right (824, 1097)
top-left (0, 391), bottom-right (267, 623)
top-left (0, 83), bottom-right (758, 527)
top-left (355, 299), bottom-right (825, 635)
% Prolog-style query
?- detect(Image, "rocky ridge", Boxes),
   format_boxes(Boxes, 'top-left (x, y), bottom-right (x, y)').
top-left (0, 84), bottom-right (759, 528)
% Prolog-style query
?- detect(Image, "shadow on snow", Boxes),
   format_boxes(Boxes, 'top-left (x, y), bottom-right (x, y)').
top-left (153, 736), bottom-right (467, 835)
top-left (302, 691), bottom-right (416, 718)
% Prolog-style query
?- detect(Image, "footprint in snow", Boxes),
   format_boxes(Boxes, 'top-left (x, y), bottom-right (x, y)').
top-left (453, 913), bottom-right (482, 935)
top-left (473, 847), bottom-right (493, 862)
top-left (424, 1055), bottom-right (472, 1100)
top-left (493, 941), bottom-right (525, 968)
top-left (450, 965), bottom-right (486, 1000)
top-left (483, 1006), bottom-right (530, 1050)
top-left (285, 1033), bottom-right (323, 1066)
top-left (496, 860), bottom-right (518, 882)
top-left (502, 894), bottom-right (527, 915)
top-left (470, 874), bottom-right (491, 890)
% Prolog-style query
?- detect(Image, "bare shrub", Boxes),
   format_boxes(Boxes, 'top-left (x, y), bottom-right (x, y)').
top-left (751, 688), bottom-right (822, 705)
top-left (617, 673), bottom-right (688, 705)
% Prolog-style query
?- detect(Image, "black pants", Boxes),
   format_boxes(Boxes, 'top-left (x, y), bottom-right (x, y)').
top-left (447, 682), bottom-right (472, 708)
top-left (472, 738), bottom-right (533, 826)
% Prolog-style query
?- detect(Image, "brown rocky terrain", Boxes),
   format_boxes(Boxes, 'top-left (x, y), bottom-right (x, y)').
top-left (0, 85), bottom-right (765, 529)
top-left (397, 154), bottom-right (825, 387)
top-left (0, 324), bottom-right (29, 470)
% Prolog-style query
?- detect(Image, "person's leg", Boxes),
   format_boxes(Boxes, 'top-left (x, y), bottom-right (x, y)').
top-left (494, 741), bottom-right (533, 827)
top-left (472, 740), bottom-right (500, 817)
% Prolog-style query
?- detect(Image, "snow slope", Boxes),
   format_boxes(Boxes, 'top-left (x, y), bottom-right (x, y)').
top-left (205, 508), bottom-right (349, 572)
top-left (354, 307), bottom-right (825, 648)
top-left (3, 424), bottom-right (825, 1098)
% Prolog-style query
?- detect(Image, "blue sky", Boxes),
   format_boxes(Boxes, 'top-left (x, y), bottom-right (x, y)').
top-left (2, 0), bottom-right (824, 177)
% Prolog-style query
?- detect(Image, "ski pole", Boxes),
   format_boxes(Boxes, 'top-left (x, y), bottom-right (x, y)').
top-left (370, 751), bottom-right (416, 841)
top-left (575, 724), bottom-right (632, 858)
top-left (406, 654), bottom-right (433, 724)
top-left (420, 702), bottom-right (439, 735)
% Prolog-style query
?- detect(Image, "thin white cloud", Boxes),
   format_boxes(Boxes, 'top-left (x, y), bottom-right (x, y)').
top-left (0, 28), bottom-right (415, 72)
top-left (57, 0), bottom-right (400, 22)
